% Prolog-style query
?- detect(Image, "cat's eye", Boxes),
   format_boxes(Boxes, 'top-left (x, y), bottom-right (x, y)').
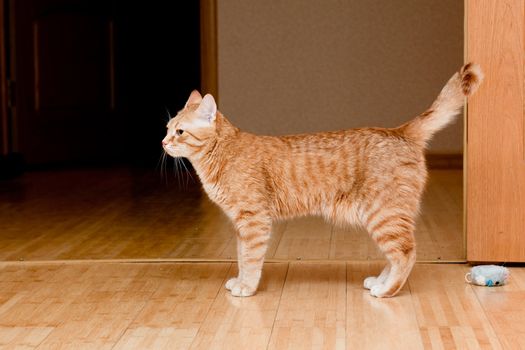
top-left (176, 129), bottom-right (184, 136)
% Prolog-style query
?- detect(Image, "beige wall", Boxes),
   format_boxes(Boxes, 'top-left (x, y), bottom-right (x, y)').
top-left (217, 0), bottom-right (463, 153)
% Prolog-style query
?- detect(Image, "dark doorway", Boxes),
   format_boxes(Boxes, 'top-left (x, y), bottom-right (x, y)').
top-left (7, 0), bottom-right (200, 167)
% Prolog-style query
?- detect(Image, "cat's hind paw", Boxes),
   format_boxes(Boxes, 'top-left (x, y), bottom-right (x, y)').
top-left (363, 276), bottom-right (378, 290)
top-left (370, 284), bottom-right (387, 298)
top-left (369, 283), bottom-right (395, 298)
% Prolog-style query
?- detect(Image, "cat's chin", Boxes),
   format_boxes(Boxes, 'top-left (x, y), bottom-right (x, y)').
top-left (164, 150), bottom-right (180, 159)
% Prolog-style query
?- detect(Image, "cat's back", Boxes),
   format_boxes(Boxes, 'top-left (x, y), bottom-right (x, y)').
top-left (270, 127), bottom-right (423, 164)
top-left (230, 127), bottom-right (425, 181)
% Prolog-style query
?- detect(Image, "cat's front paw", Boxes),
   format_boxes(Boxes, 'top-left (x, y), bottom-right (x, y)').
top-left (225, 278), bottom-right (256, 297)
top-left (225, 277), bottom-right (239, 291)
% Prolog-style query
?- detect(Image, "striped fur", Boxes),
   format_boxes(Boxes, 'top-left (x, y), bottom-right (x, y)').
top-left (163, 63), bottom-right (483, 297)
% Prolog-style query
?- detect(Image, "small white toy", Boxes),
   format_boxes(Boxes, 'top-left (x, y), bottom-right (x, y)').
top-left (465, 265), bottom-right (509, 287)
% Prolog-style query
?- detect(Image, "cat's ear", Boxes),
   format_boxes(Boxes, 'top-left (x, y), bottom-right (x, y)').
top-left (185, 90), bottom-right (202, 107)
top-left (195, 94), bottom-right (217, 124)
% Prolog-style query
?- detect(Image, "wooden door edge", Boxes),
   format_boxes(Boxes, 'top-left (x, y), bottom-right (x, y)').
top-left (200, 0), bottom-right (218, 101)
top-left (463, 0), bottom-right (468, 261)
top-left (0, 0), bottom-right (8, 155)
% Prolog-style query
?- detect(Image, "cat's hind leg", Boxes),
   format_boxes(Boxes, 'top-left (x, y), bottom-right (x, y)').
top-left (370, 245), bottom-right (415, 298)
top-left (365, 210), bottom-right (417, 297)
top-left (326, 197), bottom-right (393, 290)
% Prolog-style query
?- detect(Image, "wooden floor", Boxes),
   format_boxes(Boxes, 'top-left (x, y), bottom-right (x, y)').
top-left (0, 168), bottom-right (463, 262)
top-left (0, 261), bottom-right (523, 349)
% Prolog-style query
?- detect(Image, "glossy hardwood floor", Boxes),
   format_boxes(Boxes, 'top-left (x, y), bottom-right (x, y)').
top-left (0, 168), bottom-right (463, 262)
top-left (0, 261), bottom-right (523, 349)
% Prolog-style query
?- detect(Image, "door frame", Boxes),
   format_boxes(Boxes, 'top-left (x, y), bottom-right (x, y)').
top-left (200, 0), bottom-right (218, 101)
top-left (465, 0), bottom-right (525, 262)
top-left (0, 0), bottom-right (9, 157)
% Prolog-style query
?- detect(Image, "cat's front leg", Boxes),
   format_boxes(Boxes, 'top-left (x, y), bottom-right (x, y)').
top-left (226, 212), bottom-right (271, 297)
top-left (225, 238), bottom-right (244, 291)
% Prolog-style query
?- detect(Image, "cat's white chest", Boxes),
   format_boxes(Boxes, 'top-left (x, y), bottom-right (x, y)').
top-left (202, 182), bottom-right (223, 204)
top-left (201, 182), bottom-right (235, 218)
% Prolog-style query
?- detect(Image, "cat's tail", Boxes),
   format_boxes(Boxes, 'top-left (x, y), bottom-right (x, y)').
top-left (401, 62), bottom-right (483, 146)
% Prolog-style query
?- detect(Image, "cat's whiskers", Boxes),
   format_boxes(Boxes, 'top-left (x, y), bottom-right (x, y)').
top-left (159, 146), bottom-right (188, 189)
top-left (165, 106), bottom-right (172, 122)
top-left (156, 149), bottom-right (168, 185)
top-left (162, 151), bottom-right (169, 185)
top-left (172, 155), bottom-right (182, 188)
top-left (174, 157), bottom-right (183, 188)
top-left (179, 157), bottom-right (195, 186)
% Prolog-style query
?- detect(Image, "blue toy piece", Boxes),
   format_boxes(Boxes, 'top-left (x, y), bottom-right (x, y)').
top-left (465, 265), bottom-right (509, 287)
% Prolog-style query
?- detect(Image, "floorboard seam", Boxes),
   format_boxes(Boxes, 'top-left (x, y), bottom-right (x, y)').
top-left (405, 275), bottom-right (425, 349)
top-left (270, 222), bottom-right (287, 259)
top-left (33, 327), bottom-right (57, 350)
top-left (107, 266), bottom-right (177, 350)
top-left (265, 262), bottom-right (290, 350)
top-left (470, 283), bottom-right (505, 349)
top-left (328, 224), bottom-right (335, 260)
top-left (187, 263), bottom-right (233, 349)
top-left (344, 262), bottom-right (348, 350)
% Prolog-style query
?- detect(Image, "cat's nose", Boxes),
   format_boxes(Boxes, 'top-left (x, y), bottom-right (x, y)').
top-left (162, 140), bottom-right (167, 146)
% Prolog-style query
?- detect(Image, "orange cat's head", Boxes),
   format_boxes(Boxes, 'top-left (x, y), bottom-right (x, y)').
top-left (162, 90), bottom-right (218, 159)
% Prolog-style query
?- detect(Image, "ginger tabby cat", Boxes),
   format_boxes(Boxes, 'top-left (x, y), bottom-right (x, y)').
top-left (162, 63), bottom-right (483, 297)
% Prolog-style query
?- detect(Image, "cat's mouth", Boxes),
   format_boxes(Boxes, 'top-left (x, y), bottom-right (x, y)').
top-left (163, 145), bottom-right (181, 159)
top-left (162, 144), bottom-right (174, 156)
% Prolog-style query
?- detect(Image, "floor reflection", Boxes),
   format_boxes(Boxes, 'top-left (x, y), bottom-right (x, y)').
top-left (0, 168), bottom-right (463, 261)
